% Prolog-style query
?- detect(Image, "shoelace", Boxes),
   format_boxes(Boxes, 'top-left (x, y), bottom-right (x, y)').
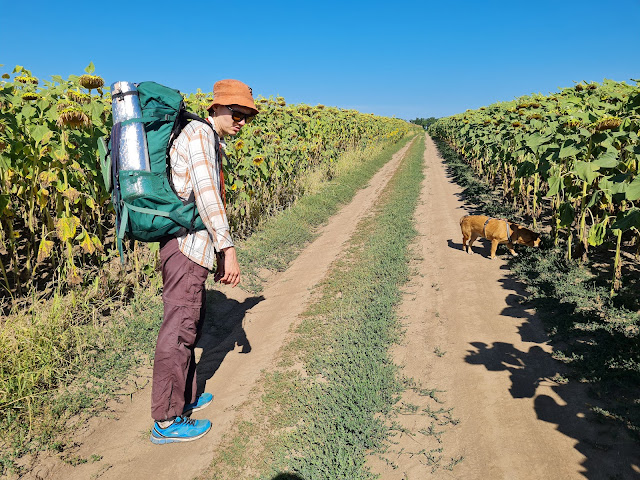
top-left (174, 416), bottom-right (197, 426)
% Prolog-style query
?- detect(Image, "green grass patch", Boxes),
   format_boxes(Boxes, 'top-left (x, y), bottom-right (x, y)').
top-left (199, 135), bottom-right (429, 479)
top-left (433, 137), bottom-right (640, 441)
top-left (0, 268), bottom-right (163, 476)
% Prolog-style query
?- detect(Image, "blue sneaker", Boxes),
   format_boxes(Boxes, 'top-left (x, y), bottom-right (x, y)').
top-left (150, 416), bottom-right (211, 444)
top-left (183, 392), bottom-right (213, 415)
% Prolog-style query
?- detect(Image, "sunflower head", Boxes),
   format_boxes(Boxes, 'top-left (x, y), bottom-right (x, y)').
top-left (21, 92), bottom-right (41, 101)
top-left (63, 187), bottom-right (82, 203)
top-left (592, 116), bottom-right (622, 131)
top-left (79, 74), bottom-right (104, 90)
top-left (253, 155), bottom-right (265, 166)
top-left (564, 119), bottom-right (581, 129)
top-left (57, 107), bottom-right (92, 129)
top-left (15, 75), bottom-right (38, 85)
top-left (67, 90), bottom-right (92, 104)
top-left (57, 101), bottom-right (75, 111)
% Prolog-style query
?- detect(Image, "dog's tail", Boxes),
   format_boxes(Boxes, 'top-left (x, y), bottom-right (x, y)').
top-left (460, 215), bottom-right (468, 226)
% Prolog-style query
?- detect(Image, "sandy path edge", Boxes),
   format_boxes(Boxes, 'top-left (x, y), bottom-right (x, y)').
top-left (368, 134), bottom-right (640, 479)
top-left (26, 140), bottom-right (415, 480)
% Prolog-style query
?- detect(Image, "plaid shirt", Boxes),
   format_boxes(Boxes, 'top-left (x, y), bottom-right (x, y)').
top-left (169, 116), bottom-right (233, 270)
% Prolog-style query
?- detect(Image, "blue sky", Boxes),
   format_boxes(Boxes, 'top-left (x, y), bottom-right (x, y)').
top-left (1, 0), bottom-right (639, 120)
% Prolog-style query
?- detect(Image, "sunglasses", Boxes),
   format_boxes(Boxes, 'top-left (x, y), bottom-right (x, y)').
top-left (226, 105), bottom-right (255, 123)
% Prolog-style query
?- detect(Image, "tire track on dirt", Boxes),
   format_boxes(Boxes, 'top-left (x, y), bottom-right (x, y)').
top-left (36, 140), bottom-right (414, 480)
top-left (370, 134), bottom-right (639, 479)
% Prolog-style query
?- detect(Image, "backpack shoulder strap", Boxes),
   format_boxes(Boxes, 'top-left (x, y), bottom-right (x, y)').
top-left (165, 112), bottom-right (222, 233)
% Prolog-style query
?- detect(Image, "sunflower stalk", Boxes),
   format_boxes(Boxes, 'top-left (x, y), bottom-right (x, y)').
top-left (611, 228), bottom-right (623, 295)
top-left (5, 220), bottom-right (21, 295)
top-left (0, 255), bottom-right (12, 299)
top-left (578, 180), bottom-right (589, 262)
top-left (552, 194), bottom-right (561, 246)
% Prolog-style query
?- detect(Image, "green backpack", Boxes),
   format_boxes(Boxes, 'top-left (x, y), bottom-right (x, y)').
top-left (98, 81), bottom-right (215, 260)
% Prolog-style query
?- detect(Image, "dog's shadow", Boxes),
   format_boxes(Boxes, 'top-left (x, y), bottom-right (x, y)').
top-left (447, 238), bottom-right (494, 258)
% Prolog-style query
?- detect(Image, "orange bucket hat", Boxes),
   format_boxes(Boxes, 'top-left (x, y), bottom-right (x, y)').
top-left (208, 79), bottom-right (258, 115)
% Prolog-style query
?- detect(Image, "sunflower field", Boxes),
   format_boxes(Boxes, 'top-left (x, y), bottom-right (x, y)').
top-left (0, 63), bottom-right (417, 304)
top-left (428, 79), bottom-right (640, 293)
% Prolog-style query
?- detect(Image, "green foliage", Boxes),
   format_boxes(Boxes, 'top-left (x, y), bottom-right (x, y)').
top-left (0, 64), bottom-right (111, 301)
top-left (0, 65), bottom-right (421, 304)
top-left (410, 117), bottom-right (438, 129)
top-left (428, 79), bottom-right (640, 293)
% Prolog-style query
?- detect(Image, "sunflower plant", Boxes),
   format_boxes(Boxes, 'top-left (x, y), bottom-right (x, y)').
top-left (429, 79), bottom-right (640, 293)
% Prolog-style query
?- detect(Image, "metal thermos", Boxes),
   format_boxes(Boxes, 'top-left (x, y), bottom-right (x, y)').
top-left (110, 81), bottom-right (151, 171)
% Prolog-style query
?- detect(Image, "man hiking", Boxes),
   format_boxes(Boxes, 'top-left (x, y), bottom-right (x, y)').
top-left (150, 79), bottom-right (258, 444)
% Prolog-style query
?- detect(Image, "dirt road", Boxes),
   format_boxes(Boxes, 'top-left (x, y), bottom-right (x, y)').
top-left (369, 135), bottom-right (639, 479)
top-left (32, 135), bottom-right (639, 479)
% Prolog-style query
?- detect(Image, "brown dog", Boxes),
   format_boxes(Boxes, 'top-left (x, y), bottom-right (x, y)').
top-left (460, 215), bottom-right (541, 259)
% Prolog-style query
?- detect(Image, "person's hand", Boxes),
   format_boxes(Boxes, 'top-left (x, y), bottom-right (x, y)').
top-left (215, 246), bottom-right (241, 287)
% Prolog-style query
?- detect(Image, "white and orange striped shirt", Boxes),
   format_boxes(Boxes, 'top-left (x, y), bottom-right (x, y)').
top-left (169, 116), bottom-right (233, 270)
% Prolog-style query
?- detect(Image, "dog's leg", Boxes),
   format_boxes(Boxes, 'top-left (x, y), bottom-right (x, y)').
top-left (490, 240), bottom-right (499, 259)
top-left (462, 234), bottom-right (468, 253)
top-left (468, 233), bottom-right (479, 255)
top-left (507, 242), bottom-right (518, 256)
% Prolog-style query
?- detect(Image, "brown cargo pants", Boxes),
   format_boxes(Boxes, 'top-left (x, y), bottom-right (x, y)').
top-left (151, 237), bottom-right (209, 421)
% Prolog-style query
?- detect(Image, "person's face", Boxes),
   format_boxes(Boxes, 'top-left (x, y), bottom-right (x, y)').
top-left (213, 104), bottom-right (254, 136)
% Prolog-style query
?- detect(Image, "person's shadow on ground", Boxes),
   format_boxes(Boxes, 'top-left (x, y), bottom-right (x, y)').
top-left (194, 289), bottom-right (264, 395)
